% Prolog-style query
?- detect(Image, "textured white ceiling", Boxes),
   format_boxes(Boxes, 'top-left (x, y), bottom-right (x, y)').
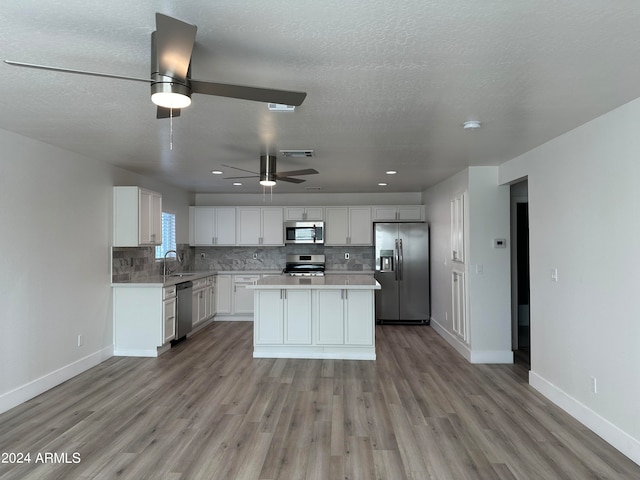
top-left (1, 1), bottom-right (639, 193)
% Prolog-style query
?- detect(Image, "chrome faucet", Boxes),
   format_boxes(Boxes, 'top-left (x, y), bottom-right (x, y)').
top-left (163, 250), bottom-right (182, 277)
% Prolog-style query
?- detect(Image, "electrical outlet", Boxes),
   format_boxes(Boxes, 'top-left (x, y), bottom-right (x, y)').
top-left (344, 253), bottom-right (350, 260)
top-left (591, 376), bottom-right (598, 394)
top-left (77, 334), bottom-right (83, 347)
top-left (253, 253), bottom-right (258, 260)
top-left (200, 253), bottom-right (206, 259)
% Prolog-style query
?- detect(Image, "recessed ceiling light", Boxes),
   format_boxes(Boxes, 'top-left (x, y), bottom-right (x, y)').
top-left (211, 170), bottom-right (223, 175)
top-left (386, 170), bottom-right (397, 175)
top-left (463, 120), bottom-right (481, 130)
top-left (233, 182), bottom-right (242, 186)
top-left (268, 103), bottom-right (295, 112)
top-left (378, 182), bottom-right (388, 186)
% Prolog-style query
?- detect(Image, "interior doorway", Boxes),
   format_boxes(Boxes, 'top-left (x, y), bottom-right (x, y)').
top-left (510, 180), bottom-right (530, 366)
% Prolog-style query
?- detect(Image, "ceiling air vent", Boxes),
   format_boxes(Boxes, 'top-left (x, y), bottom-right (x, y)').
top-left (280, 149), bottom-right (315, 158)
top-left (268, 103), bottom-right (295, 112)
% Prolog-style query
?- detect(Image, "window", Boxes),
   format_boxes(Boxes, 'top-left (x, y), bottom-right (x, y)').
top-left (156, 211), bottom-right (177, 259)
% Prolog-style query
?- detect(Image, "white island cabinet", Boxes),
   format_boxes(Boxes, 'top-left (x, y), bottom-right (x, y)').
top-left (249, 275), bottom-right (380, 360)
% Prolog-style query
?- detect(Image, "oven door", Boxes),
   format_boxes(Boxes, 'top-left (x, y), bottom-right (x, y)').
top-left (284, 222), bottom-right (324, 244)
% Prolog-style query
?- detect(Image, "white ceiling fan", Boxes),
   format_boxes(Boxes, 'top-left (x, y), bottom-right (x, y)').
top-left (4, 13), bottom-right (307, 119)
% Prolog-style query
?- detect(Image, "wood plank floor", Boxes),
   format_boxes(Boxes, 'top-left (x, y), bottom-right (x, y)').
top-left (1, 322), bottom-right (638, 479)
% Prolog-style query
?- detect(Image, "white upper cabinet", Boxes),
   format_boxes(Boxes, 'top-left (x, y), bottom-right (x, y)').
top-left (237, 207), bottom-right (284, 246)
top-left (189, 206), bottom-right (236, 246)
top-left (372, 205), bottom-right (424, 222)
top-left (113, 186), bottom-right (162, 247)
top-left (284, 207), bottom-right (324, 221)
top-left (325, 207), bottom-right (372, 246)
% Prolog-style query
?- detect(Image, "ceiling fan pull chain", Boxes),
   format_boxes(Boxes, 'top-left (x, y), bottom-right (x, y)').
top-left (169, 107), bottom-right (174, 150)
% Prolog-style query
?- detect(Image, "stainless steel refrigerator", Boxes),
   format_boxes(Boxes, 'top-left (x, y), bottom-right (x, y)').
top-left (374, 222), bottom-right (430, 324)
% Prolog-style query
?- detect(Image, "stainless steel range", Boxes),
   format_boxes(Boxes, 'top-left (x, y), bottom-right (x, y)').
top-left (283, 254), bottom-right (325, 276)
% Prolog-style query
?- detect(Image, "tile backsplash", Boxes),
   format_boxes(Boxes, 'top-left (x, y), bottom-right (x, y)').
top-left (111, 244), bottom-right (192, 282)
top-left (112, 244), bottom-right (373, 281)
top-left (193, 245), bottom-right (374, 272)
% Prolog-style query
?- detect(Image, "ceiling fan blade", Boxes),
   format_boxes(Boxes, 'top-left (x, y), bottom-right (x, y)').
top-left (223, 175), bottom-right (259, 179)
top-left (3, 60), bottom-right (150, 83)
top-left (154, 13), bottom-right (197, 81)
top-left (221, 164), bottom-right (260, 175)
top-left (156, 106), bottom-right (181, 119)
top-left (191, 79), bottom-right (307, 106)
top-left (277, 176), bottom-right (306, 184)
top-left (275, 169), bottom-right (319, 177)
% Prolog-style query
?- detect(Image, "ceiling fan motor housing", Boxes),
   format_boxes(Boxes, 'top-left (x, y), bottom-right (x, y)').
top-left (261, 155), bottom-right (277, 182)
top-left (150, 30), bottom-right (192, 108)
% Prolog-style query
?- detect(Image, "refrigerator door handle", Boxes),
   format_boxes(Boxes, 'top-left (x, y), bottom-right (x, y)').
top-left (394, 239), bottom-right (399, 281)
top-left (399, 238), bottom-right (404, 281)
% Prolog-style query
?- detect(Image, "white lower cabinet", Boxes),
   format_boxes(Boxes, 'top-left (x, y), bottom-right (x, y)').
top-left (285, 290), bottom-right (312, 345)
top-left (315, 289), bottom-right (373, 346)
top-left (163, 286), bottom-right (177, 344)
top-left (254, 290), bottom-right (285, 344)
top-left (234, 275), bottom-right (260, 314)
top-left (215, 275), bottom-right (232, 314)
top-left (253, 288), bottom-right (375, 356)
top-left (192, 278), bottom-right (209, 326)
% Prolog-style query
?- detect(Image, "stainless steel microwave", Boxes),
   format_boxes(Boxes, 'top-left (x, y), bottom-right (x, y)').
top-left (284, 221), bottom-right (324, 244)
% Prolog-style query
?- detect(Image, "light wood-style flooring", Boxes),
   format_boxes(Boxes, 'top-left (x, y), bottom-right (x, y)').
top-left (1, 322), bottom-right (638, 479)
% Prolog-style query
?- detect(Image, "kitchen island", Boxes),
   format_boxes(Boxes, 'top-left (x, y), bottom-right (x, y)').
top-left (248, 275), bottom-right (381, 360)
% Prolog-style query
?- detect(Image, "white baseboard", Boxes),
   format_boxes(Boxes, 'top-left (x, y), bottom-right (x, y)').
top-left (430, 317), bottom-right (472, 361)
top-left (0, 345), bottom-right (113, 415)
top-left (529, 371), bottom-right (640, 467)
top-left (113, 348), bottom-right (158, 357)
top-left (430, 317), bottom-right (513, 364)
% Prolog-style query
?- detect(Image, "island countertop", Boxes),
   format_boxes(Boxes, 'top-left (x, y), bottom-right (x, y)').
top-left (248, 274), bottom-right (381, 290)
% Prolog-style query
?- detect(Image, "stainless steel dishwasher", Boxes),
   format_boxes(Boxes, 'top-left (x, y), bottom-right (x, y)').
top-left (174, 281), bottom-right (193, 344)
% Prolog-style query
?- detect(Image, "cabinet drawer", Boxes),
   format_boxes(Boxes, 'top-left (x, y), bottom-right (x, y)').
top-left (234, 275), bottom-right (260, 284)
top-left (163, 285), bottom-right (177, 299)
top-left (193, 278), bottom-right (208, 289)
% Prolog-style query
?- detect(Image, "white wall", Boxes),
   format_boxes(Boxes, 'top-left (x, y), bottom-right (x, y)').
top-left (195, 192), bottom-right (422, 206)
top-left (422, 167), bottom-right (511, 363)
top-left (0, 128), bottom-right (192, 413)
top-left (499, 98), bottom-right (640, 464)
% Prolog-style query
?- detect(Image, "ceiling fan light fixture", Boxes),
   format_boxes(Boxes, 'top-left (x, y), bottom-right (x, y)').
top-left (259, 179), bottom-right (277, 187)
top-left (150, 81), bottom-right (192, 109)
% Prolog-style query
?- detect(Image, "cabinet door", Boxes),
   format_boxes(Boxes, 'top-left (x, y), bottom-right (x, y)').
top-left (138, 189), bottom-right (153, 245)
top-left (372, 206), bottom-right (398, 221)
top-left (254, 290), bottom-right (284, 344)
top-left (348, 207), bottom-right (372, 245)
top-left (192, 207), bottom-right (215, 245)
top-left (284, 290), bottom-right (312, 344)
top-left (315, 290), bottom-right (344, 344)
top-left (234, 275), bottom-right (259, 314)
top-left (305, 207), bottom-right (324, 221)
top-left (261, 208), bottom-right (284, 245)
top-left (397, 205), bottom-right (423, 221)
top-left (325, 208), bottom-right (349, 245)
top-left (215, 276), bottom-right (232, 314)
top-left (215, 207), bottom-right (237, 245)
top-left (345, 290), bottom-right (374, 345)
top-left (163, 297), bottom-right (176, 344)
top-left (237, 207), bottom-right (261, 245)
top-left (151, 192), bottom-right (162, 244)
top-left (285, 207), bottom-right (306, 221)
